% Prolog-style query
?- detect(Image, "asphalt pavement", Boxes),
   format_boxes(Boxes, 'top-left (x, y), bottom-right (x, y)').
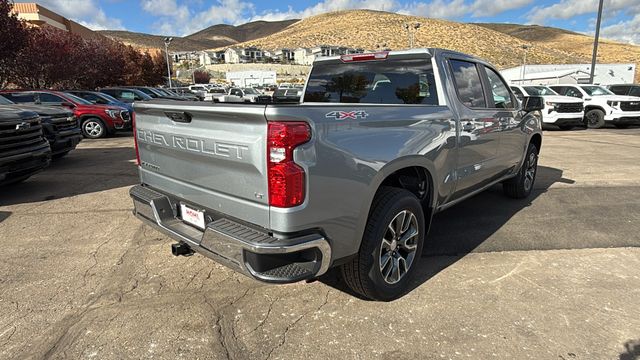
top-left (1, 128), bottom-right (639, 359)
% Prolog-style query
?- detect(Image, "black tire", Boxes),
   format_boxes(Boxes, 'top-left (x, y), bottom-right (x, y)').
top-left (585, 109), bottom-right (606, 129)
top-left (81, 118), bottom-right (107, 139)
top-left (341, 187), bottom-right (425, 301)
top-left (558, 125), bottom-right (574, 130)
top-left (503, 142), bottom-right (538, 199)
top-left (614, 124), bottom-right (630, 129)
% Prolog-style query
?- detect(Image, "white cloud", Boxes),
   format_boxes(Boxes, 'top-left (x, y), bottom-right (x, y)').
top-left (527, 0), bottom-right (640, 25)
top-left (601, 14), bottom-right (640, 44)
top-left (16, 0), bottom-right (125, 30)
top-left (400, 0), bottom-right (469, 19)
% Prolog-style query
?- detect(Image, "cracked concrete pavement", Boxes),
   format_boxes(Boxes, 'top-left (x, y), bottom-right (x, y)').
top-left (1, 128), bottom-right (640, 359)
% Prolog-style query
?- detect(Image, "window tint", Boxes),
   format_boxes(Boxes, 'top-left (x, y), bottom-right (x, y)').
top-left (580, 85), bottom-right (613, 96)
top-left (121, 91), bottom-right (137, 100)
top-left (511, 86), bottom-right (524, 98)
top-left (484, 67), bottom-right (513, 108)
top-left (566, 88), bottom-right (583, 98)
top-left (2, 93), bottom-right (36, 103)
top-left (39, 93), bottom-right (66, 104)
top-left (304, 57), bottom-right (439, 105)
top-left (630, 87), bottom-right (640, 97)
top-left (523, 86), bottom-right (558, 96)
top-left (608, 86), bottom-right (629, 95)
top-left (449, 60), bottom-right (486, 108)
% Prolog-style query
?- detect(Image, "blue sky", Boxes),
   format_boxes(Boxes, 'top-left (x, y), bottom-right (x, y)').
top-left (18, 0), bottom-right (640, 44)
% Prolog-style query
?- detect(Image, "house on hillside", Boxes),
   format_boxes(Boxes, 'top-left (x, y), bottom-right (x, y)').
top-left (502, 63), bottom-right (636, 85)
top-left (294, 48), bottom-right (315, 65)
top-left (274, 49), bottom-right (295, 63)
top-left (224, 47), bottom-right (265, 64)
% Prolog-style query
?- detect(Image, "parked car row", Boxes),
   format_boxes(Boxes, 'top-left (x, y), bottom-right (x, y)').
top-left (0, 86), bottom-right (202, 139)
top-left (510, 83), bottom-right (640, 130)
top-left (0, 98), bottom-right (81, 186)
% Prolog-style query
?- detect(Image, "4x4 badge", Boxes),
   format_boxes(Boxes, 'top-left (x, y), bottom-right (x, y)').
top-left (325, 110), bottom-right (368, 120)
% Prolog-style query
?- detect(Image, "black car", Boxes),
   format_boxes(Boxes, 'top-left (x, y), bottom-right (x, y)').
top-left (0, 107), bottom-right (51, 185)
top-left (123, 86), bottom-right (187, 101)
top-left (99, 87), bottom-right (153, 104)
top-left (607, 84), bottom-right (640, 97)
top-left (0, 95), bottom-right (81, 158)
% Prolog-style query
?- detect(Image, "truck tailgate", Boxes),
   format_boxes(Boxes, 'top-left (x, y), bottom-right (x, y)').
top-left (134, 102), bottom-right (270, 228)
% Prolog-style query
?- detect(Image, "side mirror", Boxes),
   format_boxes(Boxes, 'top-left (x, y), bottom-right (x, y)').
top-left (522, 96), bottom-right (544, 112)
top-left (61, 102), bottom-right (76, 108)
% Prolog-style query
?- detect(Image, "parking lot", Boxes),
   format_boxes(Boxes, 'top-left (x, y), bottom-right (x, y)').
top-left (1, 128), bottom-right (639, 359)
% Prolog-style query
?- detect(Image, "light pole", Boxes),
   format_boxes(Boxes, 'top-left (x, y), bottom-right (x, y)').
top-left (163, 37), bottom-right (173, 88)
top-left (403, 22), bottom-right (421, 48)
top-left (520, 44), bottom-right (530, 83)
top-left (590, 0), bottom-right (604, 83)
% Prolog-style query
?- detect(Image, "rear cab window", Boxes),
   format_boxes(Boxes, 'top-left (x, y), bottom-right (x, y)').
top-left (449, 59), bottom-right (486, 108)
top-left (304, 56), bottom-right (439, 105)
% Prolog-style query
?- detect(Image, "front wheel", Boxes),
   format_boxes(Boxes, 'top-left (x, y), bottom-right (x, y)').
top-left (82, 118), bottom-right (107, 139)
top-left (341, 187), bottom-right (425, 301)
top-left (503, 142), bottom-right (538, 199)
top-left (585, 109), bottom-right (606, 129)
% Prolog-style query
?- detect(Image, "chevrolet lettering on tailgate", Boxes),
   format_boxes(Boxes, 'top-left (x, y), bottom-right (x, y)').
top-left (137, 128), bottom-right (249, 160)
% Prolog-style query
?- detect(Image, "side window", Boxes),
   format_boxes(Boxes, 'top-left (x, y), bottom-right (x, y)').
top-left (3, 93), bottom-right (36, 103)
top-left (608, 86), bottom-right (626, 95)
top-left (549, 87), bottom-right (565, 95)
top-left (449, 60), bottom-right (486, 108)
top-left (120, 91), bottom-right (136, 101)
top-left (511, 87), bottom-right (524, 98)
top-left (39, 93), bottom-right (66, 104)
top-left (564, 87), bottom-right (583, 98)
top-left (483, 67), bottom-right (513, 109)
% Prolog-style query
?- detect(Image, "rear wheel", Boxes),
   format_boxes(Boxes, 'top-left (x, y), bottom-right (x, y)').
top-left (503, 142), bottom-right (538, 199)
top-left (82, 118), bottom-right (107, 139)
top-left (585, 109), bottom-right (606, 129)
top-left (341, 187), bottom-right (425, 301)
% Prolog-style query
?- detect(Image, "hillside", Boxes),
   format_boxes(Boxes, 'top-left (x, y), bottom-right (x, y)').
top-left (478, 23), bottom-right (640, 80)
top-left (99, 19), bottom-right (298, 51)
top-left (226, 10), bottom-right (588, 69)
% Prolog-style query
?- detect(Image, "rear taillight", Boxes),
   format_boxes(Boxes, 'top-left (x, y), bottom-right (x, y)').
top-left (267, 121), bottom-right (311, 208)
top-left (132, 112), bottom-right (140, 165)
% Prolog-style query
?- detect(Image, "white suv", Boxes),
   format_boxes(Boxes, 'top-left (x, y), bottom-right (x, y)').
top-left (549, 84), bottom-right (640, 129)
top-left (511, 85), bottom-right (585, 130)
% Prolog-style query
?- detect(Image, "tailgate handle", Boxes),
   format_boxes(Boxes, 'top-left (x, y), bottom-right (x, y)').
top-left (164, 111), bottom-right (192, 123)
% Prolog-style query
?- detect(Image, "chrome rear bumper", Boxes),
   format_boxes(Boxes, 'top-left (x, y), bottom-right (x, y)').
top-left (129, 185), bottom-right (331, 283)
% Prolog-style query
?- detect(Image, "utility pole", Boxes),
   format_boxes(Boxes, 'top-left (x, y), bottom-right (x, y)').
top-left (520, 44), bottom-right (529, 83)
top-left (163, 37), bottom-right (173, 88)
top-left (590, 0), bottom-right (604, 83)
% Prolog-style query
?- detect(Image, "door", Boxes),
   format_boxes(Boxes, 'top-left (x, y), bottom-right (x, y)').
top-left (481, 66), bottom-right (522, 170)
top-left (447, 59), bottom-right (503, 199)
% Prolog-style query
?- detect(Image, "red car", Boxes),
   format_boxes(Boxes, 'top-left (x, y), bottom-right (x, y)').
top-left (0, 90), bottom-right (131, 139)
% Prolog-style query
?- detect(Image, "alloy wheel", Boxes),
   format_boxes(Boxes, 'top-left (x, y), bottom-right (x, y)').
top-left (84, 121), bottom-right (103, 137)
top-left (524, 151), bottom-right (537, 191)
top-left (379, 210), bottom-right (419, 284)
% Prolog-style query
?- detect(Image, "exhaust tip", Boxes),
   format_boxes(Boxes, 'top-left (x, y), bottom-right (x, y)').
top-left (171, 242), bottom-right (194, 256)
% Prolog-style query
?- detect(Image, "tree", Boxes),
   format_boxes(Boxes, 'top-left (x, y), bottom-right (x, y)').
top-left (0, 0), bottom-right (29, 86)
top-left (193, 70), bottom-right (211, 84)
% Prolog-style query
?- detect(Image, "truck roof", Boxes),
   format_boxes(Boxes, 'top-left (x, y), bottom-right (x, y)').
top-left (313, 48), bottom-right (486, 64)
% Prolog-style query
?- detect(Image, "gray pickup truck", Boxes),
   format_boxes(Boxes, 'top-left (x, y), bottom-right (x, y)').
top-left (130, 48), bottom-right (544, 300)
